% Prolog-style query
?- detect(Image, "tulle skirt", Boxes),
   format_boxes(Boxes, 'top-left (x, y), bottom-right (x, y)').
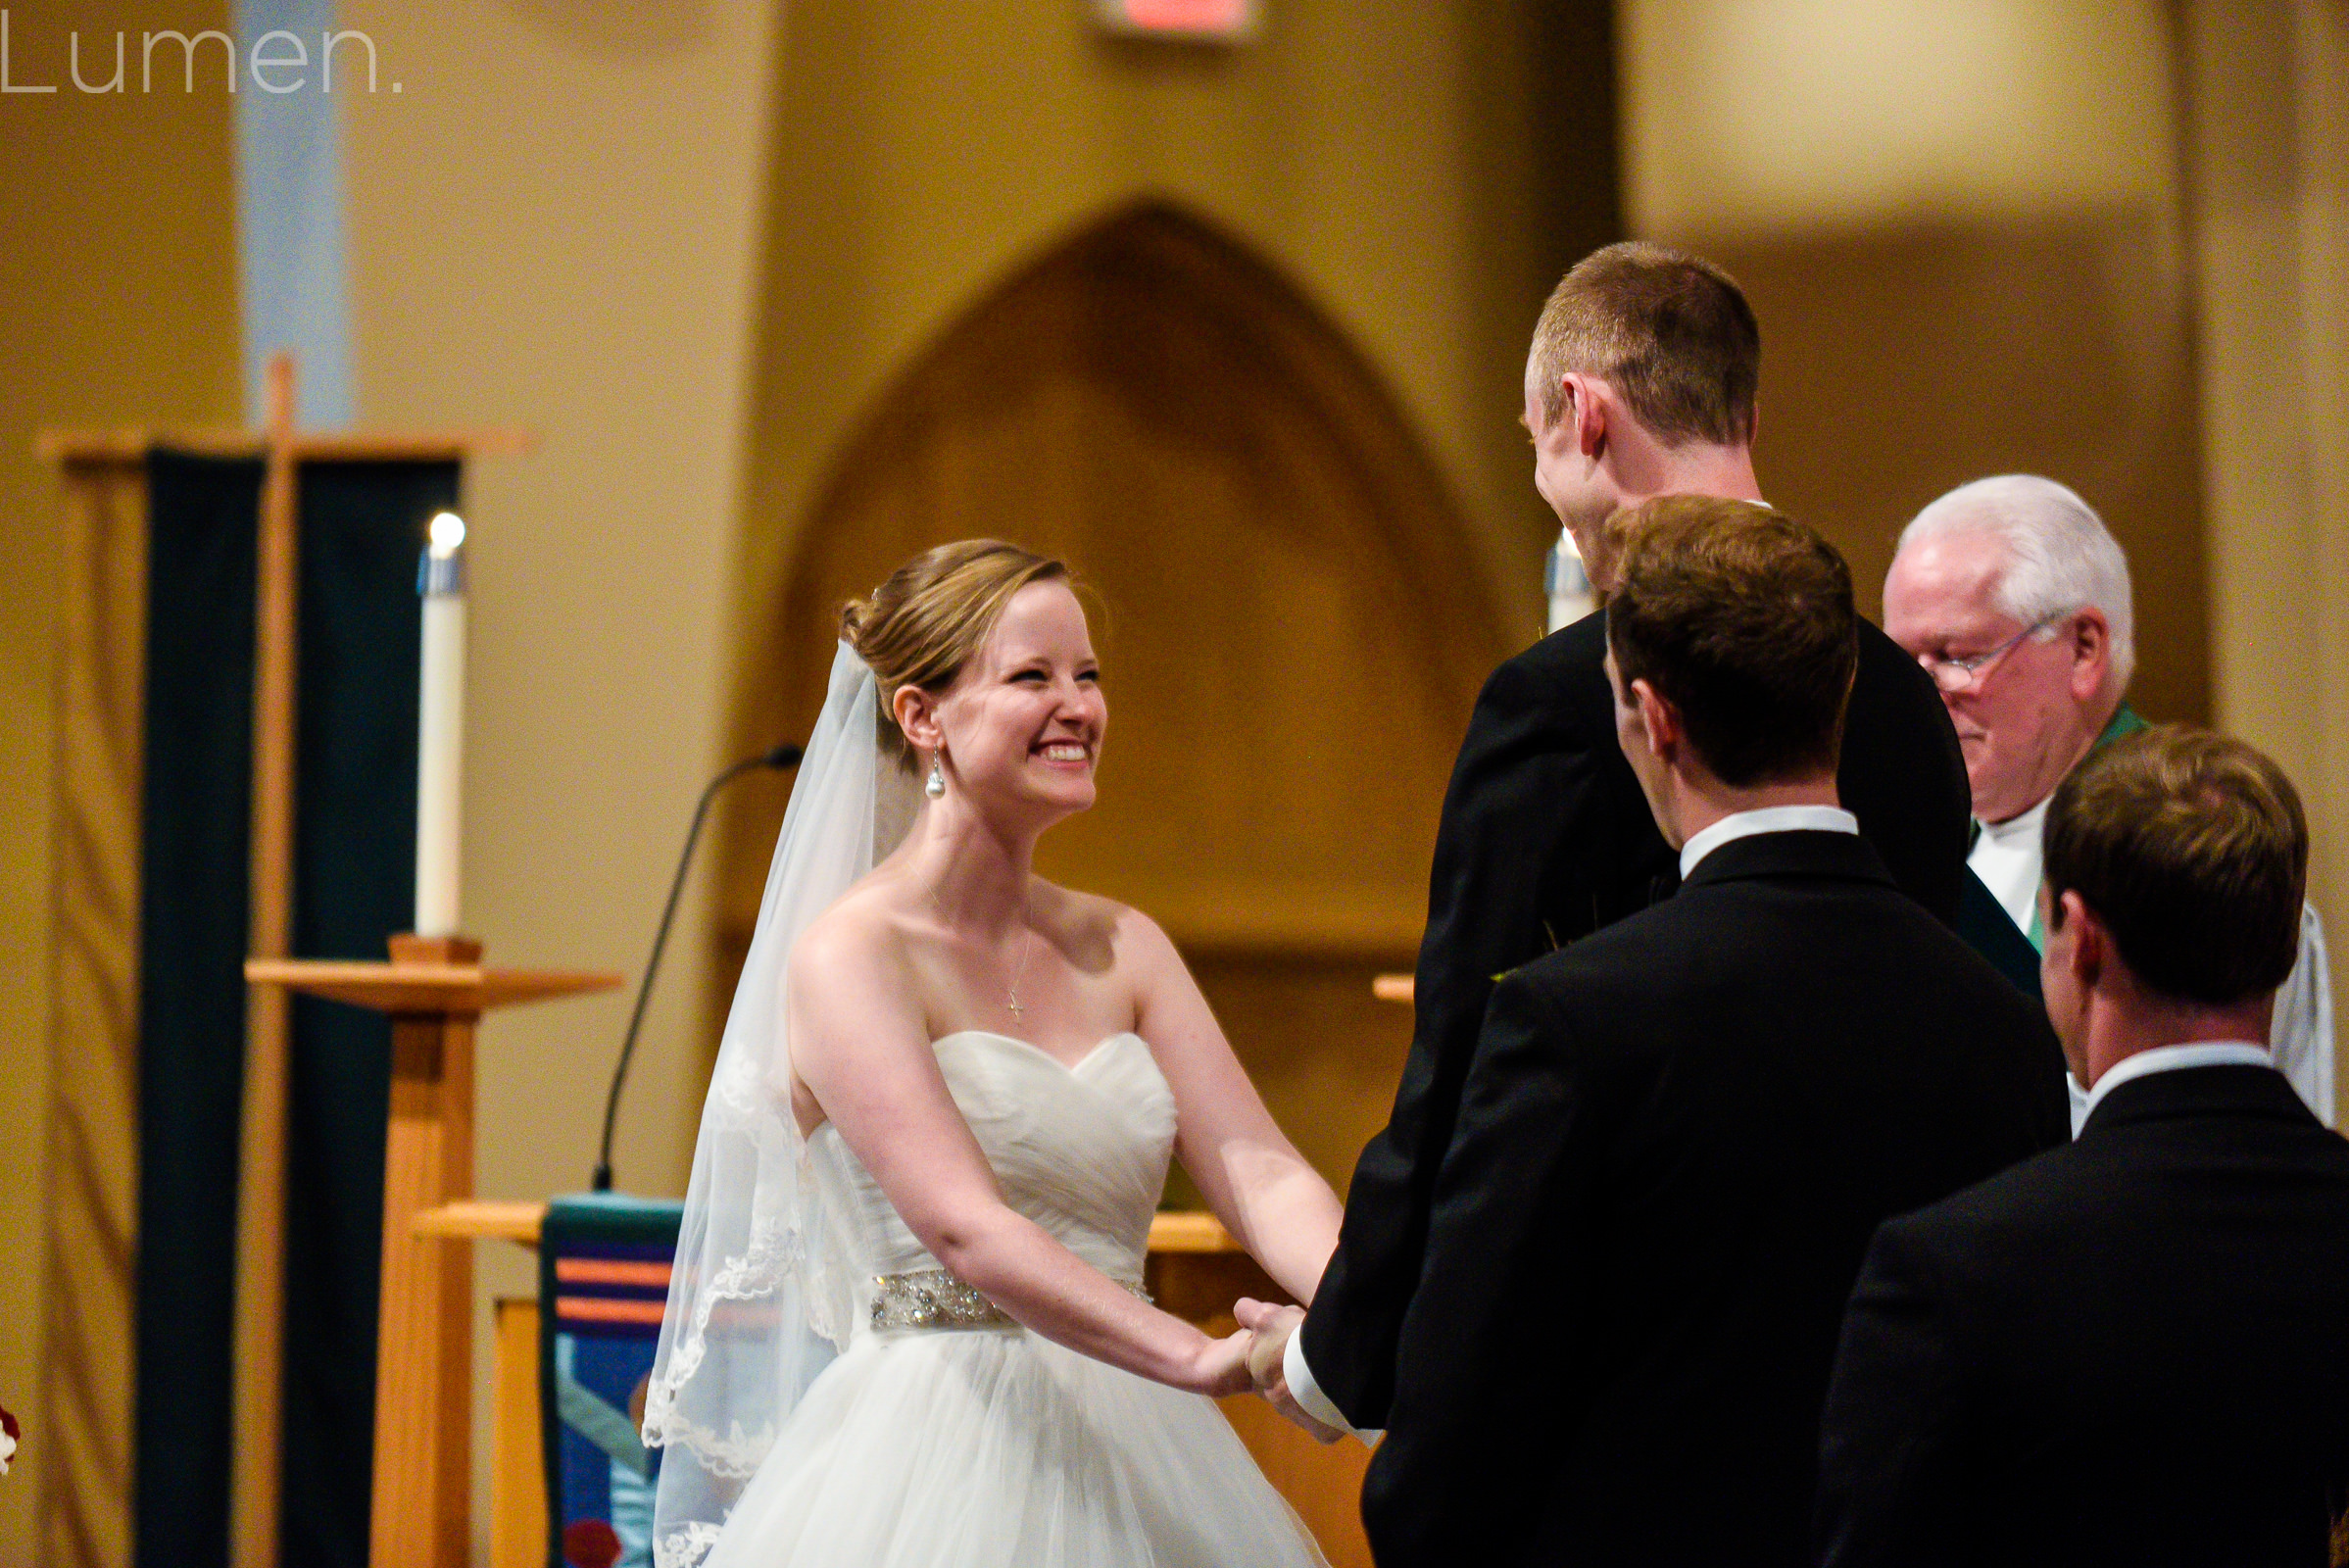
top-left (702, 1324), bottom-right (1329, 1568)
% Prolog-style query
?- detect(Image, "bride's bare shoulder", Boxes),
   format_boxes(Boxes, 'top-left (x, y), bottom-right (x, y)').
top-left (790, 876), bottom-right (918, 986)
top-left (1031, 881), bottom-right (1175, 966)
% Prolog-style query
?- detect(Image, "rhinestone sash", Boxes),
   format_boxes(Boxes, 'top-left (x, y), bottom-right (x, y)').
top-left (869, 1268), bottom-right (1152, 1332)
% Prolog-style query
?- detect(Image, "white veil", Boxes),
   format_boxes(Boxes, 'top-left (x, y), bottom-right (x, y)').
top-left (643, 642), bottom-right (896, 1568)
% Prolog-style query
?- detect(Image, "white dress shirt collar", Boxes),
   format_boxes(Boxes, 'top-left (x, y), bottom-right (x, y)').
top-left (2080, 1039), bottom-right (2275, 1123)
top-left (1679, 805), bottom-right (1859, 879)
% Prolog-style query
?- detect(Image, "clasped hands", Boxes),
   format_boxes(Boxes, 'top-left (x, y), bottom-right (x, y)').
top-left (1223, 1298), bottom-right (1345, 1444)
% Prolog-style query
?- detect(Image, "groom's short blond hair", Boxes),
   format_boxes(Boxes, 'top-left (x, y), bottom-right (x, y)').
top-left (1529, 242), bottom-right (1760, 448)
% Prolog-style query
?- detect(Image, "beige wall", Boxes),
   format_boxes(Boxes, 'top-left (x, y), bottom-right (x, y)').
top-left (0, 5), bottom-right (245, 1560)
top-left (1621, 0), bottom-right (2210, 729)
top-left (338, 0), bottom-right (783, 1553)
top-left (1622, 0), bottom-right (2343, 1106)
top-left (2179, 0), bottom-right (2349, 1120)
top-left (727, 0), bottom-right (1614, 735)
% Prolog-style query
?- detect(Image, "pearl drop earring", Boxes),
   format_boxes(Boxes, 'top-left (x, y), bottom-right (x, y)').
top-left (925, 753), bottom-right (946, 799)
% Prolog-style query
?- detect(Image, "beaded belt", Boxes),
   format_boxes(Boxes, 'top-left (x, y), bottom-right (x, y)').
top-left (869, 1268), bottom-right (1151, 1332)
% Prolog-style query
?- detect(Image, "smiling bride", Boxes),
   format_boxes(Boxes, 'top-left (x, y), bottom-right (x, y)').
top-left (643, 540), bottom-right (1342, 1568)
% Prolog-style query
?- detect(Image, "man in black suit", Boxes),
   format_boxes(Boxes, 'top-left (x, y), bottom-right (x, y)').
top-left (1349, 498), bottom-right (2066, 1565)
top-left (1242, 241), bottom-right (1976, 1443)
top-left (1816, 726), bottom-right (2349, 1568)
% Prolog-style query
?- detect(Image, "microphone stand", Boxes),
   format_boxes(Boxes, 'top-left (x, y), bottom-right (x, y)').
top-left (591, 742), bottom-right (803, 1192)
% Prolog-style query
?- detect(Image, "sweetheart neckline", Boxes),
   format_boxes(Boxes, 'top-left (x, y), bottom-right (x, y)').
top-left (932, 1028), bottom-right (1146, 1076)
top-left (801, 1029), bottom-right (1155, 1143)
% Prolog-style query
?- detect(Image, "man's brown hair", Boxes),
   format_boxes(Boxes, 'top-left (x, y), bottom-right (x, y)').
top-left (1604, 496), bottom-right (1856, 786)
top-left (1529, 241), bottom-right (1760, 448)
top-left (2043, 726), bottom-right (2308, 1006)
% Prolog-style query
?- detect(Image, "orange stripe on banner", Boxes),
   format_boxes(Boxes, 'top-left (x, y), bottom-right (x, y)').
top-left (554, 1258), bottom-right (672, 1287)
top-left (556, 1297), bottom-right (667, 1325)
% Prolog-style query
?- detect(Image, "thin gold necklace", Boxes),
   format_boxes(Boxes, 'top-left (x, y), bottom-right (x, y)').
top-left (926, 878), bottom-right (1037, 1021)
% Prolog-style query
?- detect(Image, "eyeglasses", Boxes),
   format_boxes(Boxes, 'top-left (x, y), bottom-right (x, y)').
top-left (1915, 611), bottom-right (2072, 694)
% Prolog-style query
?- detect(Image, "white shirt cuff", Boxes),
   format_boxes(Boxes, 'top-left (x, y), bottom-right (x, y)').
top-left (1284, 1319), bottom-right (1379, 1442)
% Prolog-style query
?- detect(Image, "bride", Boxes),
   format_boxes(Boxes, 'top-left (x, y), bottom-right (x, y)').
top-left (644, 540), bottom-right (1344, 1567)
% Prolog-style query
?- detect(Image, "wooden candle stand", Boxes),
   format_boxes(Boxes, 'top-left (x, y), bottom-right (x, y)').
top-left (245, 936), bottom-right (619, 1568)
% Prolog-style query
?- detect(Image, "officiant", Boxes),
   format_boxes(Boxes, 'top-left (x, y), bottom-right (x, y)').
top-left (1883, 474), bottom-right (2333, 1127)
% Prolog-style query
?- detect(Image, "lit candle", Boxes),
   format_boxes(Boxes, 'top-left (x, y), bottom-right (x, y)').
top-left (415, 510), bottom-right (466, 938)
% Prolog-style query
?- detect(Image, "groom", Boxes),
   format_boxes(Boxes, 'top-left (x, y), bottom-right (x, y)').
top-left (1348, 499), bottom-right (2065, 1564)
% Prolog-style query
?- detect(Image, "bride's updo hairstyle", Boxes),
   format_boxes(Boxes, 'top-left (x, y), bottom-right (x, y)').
top-left (841, 539), bottom-right (1071, 771)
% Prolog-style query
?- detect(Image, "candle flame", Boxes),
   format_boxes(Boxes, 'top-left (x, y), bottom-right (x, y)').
top-left (428, 511), bottom-right (466, 559)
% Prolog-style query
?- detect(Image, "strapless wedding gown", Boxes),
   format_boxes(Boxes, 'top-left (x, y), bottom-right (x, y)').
top-left (701, 1030), bottom-right (1329, 1568)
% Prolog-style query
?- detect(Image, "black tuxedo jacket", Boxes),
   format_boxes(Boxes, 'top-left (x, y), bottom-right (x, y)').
top-left (1817, 1062), bottom-right (2349, 1568)
top-left (1359, 831), bottom-right (2066, 1568)
top-left (1303, 612), bottom-right (1973, 1429)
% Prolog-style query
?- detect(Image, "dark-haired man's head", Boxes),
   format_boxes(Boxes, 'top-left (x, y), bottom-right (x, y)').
top-left (2040, 726), bottom-right (2308, 1087)
top-left (1524, 242), bottom-right (1766, 579)
top-left (1604, 496), bottom-right (1858, 848)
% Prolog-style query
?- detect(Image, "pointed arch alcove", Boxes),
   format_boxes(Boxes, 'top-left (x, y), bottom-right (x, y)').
top-left (719, 199), bottom-right (1512, 1190)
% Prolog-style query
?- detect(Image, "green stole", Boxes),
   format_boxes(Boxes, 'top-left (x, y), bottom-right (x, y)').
top-left (2015, 703), bottom-right (2149, 951)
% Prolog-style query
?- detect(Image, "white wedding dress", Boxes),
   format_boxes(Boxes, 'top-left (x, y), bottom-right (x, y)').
top-left (699, 1028), bottom-right (1329, 1568)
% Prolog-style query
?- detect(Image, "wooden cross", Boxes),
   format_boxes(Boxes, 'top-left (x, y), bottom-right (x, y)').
top-left (41, 353), bottom-right (616, 1568)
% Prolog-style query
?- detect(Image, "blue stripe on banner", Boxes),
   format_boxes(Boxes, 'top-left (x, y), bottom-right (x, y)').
top-left (563, 1242), bottom-right (681, 1264)
top-left (232, 0), bottom-right (355, 427)
top-left (549, 1282), bottom-right (671, 1301)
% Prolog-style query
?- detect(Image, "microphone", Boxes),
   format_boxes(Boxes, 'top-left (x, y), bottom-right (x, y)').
top-left (591, 742), bottom-right (804, 1192)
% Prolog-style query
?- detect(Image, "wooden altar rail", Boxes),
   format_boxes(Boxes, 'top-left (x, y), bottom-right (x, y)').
top-left (423, 1203), bottom-right (1377, 1568)
top-left (412, 1200), bottom-right (1251, 1252)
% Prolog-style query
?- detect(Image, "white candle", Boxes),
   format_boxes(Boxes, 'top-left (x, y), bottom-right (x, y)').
top-left (415, 511), bottom-right (466, 938)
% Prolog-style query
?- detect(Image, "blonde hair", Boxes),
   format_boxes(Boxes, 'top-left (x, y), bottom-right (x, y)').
top-left (1528, 240), bottom-right (1760, 447)
top-left (840, 539), bottom-right (1070, 769)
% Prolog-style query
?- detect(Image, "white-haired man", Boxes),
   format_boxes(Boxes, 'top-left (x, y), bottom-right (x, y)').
top-left (1884, 473), bottom-right (2332, 1127)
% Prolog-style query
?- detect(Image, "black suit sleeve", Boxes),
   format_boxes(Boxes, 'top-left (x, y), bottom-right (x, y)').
top-left (1300, 644), bottom-right (1611, 1430)
top-left (1361, 972), bottom-right (1605, 1567)
top-left (1815, 1221), bottom-right (1973, 1568)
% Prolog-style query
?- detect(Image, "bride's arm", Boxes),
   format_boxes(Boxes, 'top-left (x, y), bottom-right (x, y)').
top-left (786, 914), bottom-right (1251, 1396)
top-left (1120, 910), bottom-right (1346, 1305)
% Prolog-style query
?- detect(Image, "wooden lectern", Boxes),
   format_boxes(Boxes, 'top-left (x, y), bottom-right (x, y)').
top-left (246, 937), bottom-right (619, 1568)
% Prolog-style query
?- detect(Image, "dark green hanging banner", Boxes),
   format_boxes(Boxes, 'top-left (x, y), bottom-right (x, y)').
top-left (136, 450), bottom-right (263, 1568)
top-left (134, 450), bottom-right (460, 1568)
